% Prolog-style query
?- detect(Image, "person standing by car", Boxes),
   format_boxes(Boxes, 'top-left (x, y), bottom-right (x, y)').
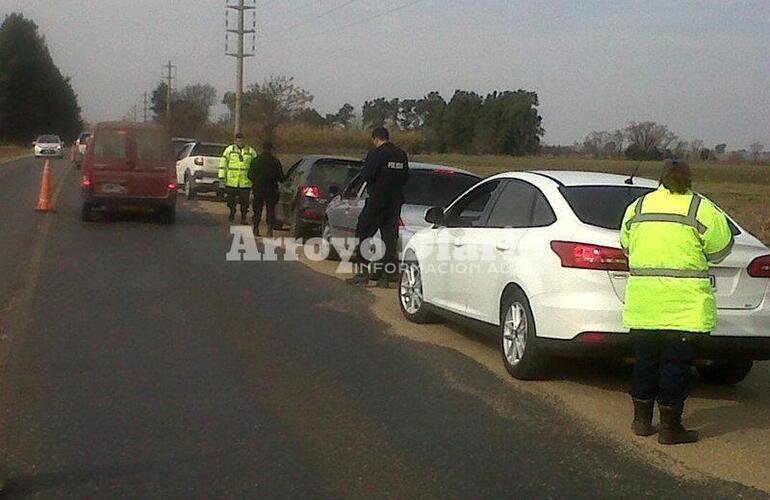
top-left (219, 132), bottom-right (257, 224)
top-left (621, 159), bottom-right (733, 445)
top-left (248, 141), bottom-right (285, 237)
top-left (347, 126), bottom-right (409, 287)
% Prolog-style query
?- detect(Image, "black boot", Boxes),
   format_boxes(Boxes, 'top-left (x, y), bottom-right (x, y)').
top-left (241, 214), bottom-right (248, 225)
top-left (266, 228), bottom-right (274, 237)
top-left (631, 398), bottom-right (655, 436)
top-left (658, 404), bottom-right (699, 445)
top-left (228, 208), bottom-right (236, 223)
top-left (253, 225), bottom-right (260, 237)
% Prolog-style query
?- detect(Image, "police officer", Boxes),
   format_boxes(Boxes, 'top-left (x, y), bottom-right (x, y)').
top-left (248, 141), bottom-right (285, 237)
top-left (621, 159), bottom-right (733, 445)
top-left (219, 132), bottom-right (257, 224)
top-left (347, 126), bottom-right (409, 287)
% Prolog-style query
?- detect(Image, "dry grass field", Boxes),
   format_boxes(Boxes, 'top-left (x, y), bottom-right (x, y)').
top-left (279, 151), bottom-right (770, 244)
top-left (0, 144), bottom-right (29, 161)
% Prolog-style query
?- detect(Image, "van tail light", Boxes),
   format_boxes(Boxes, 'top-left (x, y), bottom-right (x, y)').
top-left (300, 185), bottom-right (320, 199)
top-left (194, 156), bottom-right (204, 166)
top-left (747, 255), bottom-right (770, 278)
top-left (168, 178), bottom-right (178, 190)
top-left (550, 241), bottom-right (629, 272)
top-left (81, 175), bottom-right (91, 188)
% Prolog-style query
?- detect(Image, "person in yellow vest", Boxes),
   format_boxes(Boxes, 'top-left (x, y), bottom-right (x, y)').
top-left (219, 132), bottom-right (257, 224)
top-left (621, 159), bottom-right (733, 445)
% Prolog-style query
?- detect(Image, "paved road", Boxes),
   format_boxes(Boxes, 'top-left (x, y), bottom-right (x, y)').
top-left (0, 157), bottom-right (764, 499)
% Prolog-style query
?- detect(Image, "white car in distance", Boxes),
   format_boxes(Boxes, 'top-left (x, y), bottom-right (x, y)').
top-left (34, 134), bottom-right (64, 158)
top-left (175, 142), bottom-right (227, 200)
top-left (400, 171), bottom-right (770, 383)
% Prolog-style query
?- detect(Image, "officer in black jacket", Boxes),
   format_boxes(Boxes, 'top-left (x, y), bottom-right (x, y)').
top-left (347, 127), bottom-right (409, 287)
top-left (248, 142), bottom-right (285, 237)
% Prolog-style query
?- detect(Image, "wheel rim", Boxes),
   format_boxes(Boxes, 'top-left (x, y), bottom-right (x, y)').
top-left (399, 263), bottom-right (423, 314)
top-left (503, 303), bottom-right (528, 366)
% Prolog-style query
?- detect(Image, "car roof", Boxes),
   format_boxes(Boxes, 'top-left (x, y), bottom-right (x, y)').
top-left (303, 154), bottom-right (363, 163)
top-left (94, 121), bottom-right (166, 131)
top-left (409, 162), bottom-right (480, 177)
top-left (494, 170), bottom-right (659, 188)
top-left (193, 142), bottom-right (227, 147)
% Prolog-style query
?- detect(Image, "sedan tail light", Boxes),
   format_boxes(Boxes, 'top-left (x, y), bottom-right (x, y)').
top-left (550, 241), bottom-right (629, 272)
top-left (747, 255), bottom-right (770, 278)
top-left (194, 156), bottom-right (204, 166)
top-left (300, 185), bottom-right (320, 199)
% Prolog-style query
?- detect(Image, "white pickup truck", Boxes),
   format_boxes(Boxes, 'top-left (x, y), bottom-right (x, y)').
top-left (175, 142), bottom-right (227, 200)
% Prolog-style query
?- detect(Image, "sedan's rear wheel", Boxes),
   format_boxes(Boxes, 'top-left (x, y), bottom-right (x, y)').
top-left (399, 258), bottom-right (440, 324)
top-left (500, 287), bottom-right (547, 380)
top-left (696, 360), bottom-right (753, 385)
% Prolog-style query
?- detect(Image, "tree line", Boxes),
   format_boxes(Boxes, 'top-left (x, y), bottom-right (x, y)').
top-left (146, 75), bottom-right (544, 156)
top-left (0, 13), bottom-right (82, 143)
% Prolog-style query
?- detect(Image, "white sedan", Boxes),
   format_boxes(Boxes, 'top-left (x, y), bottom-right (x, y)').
top-left (34, 134), bottom-right (64, 158)
top-left (399, 170), bottom-right (770, 383)
top-left (175, 142), bottom-right (227, 200)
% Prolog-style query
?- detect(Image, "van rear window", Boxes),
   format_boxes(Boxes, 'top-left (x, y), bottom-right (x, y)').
top-left (136, 130), bottom-right (171, 161)
top-left (93, 130), bottom-right (128, 159)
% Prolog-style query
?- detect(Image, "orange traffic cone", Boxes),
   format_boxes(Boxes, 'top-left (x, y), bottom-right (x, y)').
top-left (35, 160), bottom-right (55, 212)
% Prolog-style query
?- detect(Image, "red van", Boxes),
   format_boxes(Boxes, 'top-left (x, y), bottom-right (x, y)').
top-left (81, 122), bottom-right (177, 224)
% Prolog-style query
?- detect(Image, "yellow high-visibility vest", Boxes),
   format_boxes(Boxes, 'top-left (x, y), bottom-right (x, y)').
top-left (620, 186), bottom-right (734, 332)
top-left (219, 144), bottom-right (257, 188)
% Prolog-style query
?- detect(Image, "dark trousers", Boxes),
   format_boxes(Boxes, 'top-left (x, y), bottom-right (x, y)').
top-left (226, 187), bottom-right (251, 216)
top-left (630, 329), bottom-right (698, 407)
top-left (355, 199), bottom-right (402, 277)
top-left (253, 189), bottom-right (278, 230)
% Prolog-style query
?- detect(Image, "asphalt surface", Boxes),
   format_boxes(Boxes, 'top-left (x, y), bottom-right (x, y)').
top-left (0, 157), bottom-right (765, 499)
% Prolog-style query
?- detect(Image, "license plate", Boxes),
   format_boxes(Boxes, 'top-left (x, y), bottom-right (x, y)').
top-left (100, 183), bottom-right (125, 194)
top-left (709, 274), bottom-right (717, 290)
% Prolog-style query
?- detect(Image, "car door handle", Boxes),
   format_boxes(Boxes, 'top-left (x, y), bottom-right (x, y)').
top-left (496, 240), bottom-right (511, 251)
top-left (453, 238), bottom-right (464, 247)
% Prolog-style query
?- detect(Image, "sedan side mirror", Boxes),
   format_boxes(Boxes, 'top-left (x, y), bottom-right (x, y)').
top-left (328, 185), bottom-right (339, 197)
top-left (425, 206), bottom-right (444, 225)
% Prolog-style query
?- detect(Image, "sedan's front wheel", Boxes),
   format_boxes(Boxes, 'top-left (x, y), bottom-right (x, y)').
top-left (399, 258), bottom-right (440, 324)
top-left (500, 287), bottom-right (548, 380)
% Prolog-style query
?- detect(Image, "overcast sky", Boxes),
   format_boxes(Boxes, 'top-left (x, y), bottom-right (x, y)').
top-left (3, 0), bottom-right (769, 148)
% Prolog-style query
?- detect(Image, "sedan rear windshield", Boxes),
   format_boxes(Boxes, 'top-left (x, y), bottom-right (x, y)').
top-left (191, 144), bottom-right (226, 157)
top-left (404, 170), bottom-right (480, 207)
top-left (560, 185), bottom-right (740, 235)
top-left (37, 135), bottom-right (60, 143)
top-left (307, 161), bottom-right (362, 190)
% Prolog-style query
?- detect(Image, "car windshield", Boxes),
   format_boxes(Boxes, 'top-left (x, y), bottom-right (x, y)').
top-left (37, 135), bottom-right (60, 143)
top-left (191, 144), bottom-right (226, 157)
top-left (307, 161), bottom-right (363, 194)
top-left (560, 185), bottom-right (740, 235)
top-left (403, 170), bottom-right (480, 207)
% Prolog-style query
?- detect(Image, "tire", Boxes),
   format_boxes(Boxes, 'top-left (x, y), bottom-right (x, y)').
top-left (159, 206), bottom-right (176, 225)
top-left (289, 208), bottom-right (304, 240)
top-left (216, 189), bottom-right (225, 200)
top-left (398, 257), bottom-right (441, 324)
top-left (500, 287), bottom-right (548, 380)
top-left (697, 360), bottom-right (753, 385)
top-left (321, 219), bottom-right (340, 261)
top-left (185, 174), bottom-right (196, 200)
top-left (81, 203), bottom-right (92, 222)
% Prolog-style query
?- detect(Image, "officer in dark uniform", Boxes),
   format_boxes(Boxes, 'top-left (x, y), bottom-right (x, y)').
top-left (347, 127), bottom-right (409, 287)
top-left (248, 141), bottom-right (285, 237)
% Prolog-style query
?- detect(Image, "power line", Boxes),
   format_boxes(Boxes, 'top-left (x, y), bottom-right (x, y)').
top-left (263, 0), bottom-right (428, 44)
top-left (264, 0), bottom-right (363, 39)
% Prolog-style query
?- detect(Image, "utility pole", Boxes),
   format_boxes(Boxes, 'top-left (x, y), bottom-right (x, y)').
top-left (163, 60), bottom-right (176, 125)
top-left (143, 92), bottom-right (148, 123)
top-left (131, 104), bottom-right (138, 123)
top-left (226, 0), bottom-right (255, 135)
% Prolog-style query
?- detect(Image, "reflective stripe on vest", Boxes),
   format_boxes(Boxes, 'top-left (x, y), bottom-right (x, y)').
top-left (629, 268), bottom-right (710, 279)
top-left (625, 193), bottom-right (706, 234)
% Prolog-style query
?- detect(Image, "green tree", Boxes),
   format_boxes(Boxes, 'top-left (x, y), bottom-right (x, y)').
top-left (442, 90), bottom-right (482, 152)
top-left (473, 91), bottom-right (543, 156)
top-left (362, 98), bottom-right (391, 129)
top-left (235, 76), bottom-right (313, 143)
top-left (0, 13), bottom-right (82, 142)
top-left (325, 103), bottom-right (355, 128)
top-left (415, 91), bottom-right (447, 152)
top-left (295, 108), bottom-right (328, 127)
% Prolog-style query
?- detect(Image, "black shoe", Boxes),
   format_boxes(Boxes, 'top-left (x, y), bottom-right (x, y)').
top-left (631, 398), bottom-right (655, 436)
top-left (658, 404), bottom-right (699, 445)
top-left (228, 210), bottom-right (235, 223)
top-left (241, 215), bottom-right (248, 225)
top-left (346, 274), bottom-right (371, 286)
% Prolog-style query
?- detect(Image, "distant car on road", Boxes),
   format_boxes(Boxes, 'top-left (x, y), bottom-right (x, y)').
top-left (175, 142), bottom-right (227, 200)
top-left (33, 134), bottom-right (64, 158)
top-left (81, 122), bottom-right (177, 224)
top-left (400, 170), bottom-right (770, 384)
top-left (323, 163), bottom-right (481, 258)
top-left (276, 155), bottom-right (364, 238)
